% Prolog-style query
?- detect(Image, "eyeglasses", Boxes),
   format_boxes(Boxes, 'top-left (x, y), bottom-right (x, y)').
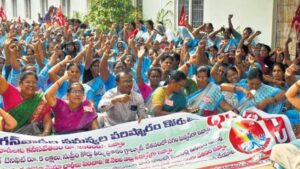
top-left (70, 90), bottom-right (84, 95)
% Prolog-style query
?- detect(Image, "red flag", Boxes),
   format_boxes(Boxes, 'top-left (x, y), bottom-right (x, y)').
top-left (0, 6), bottom-right (7, 21)
top-left (55, 6), bottom-right (67, 26)
top-left (292, 4), bottom-right (300, 37)
top-left (17, 16), bottom-right (21, 25)
top-left (178, 5), bottom-right (186, 26)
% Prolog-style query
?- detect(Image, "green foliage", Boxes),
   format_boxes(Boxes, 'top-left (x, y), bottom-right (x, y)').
top-left (84, 0), bottom-right (139, 32)
top-left (156, 0), bottom-right (174, 28)
top-left (72, 11), bottom-right (83, 20)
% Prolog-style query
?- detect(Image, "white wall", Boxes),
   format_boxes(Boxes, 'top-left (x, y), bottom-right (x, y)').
top-left (4, 0), bottom-right (12, 19)
top-left (48, 0), bottom-right (61, 8)
top-left (143, 0), bottom-right (176, 29)
top-left (70, 0), bottom-right (88, 17)
top-left (203, 0), bottom-right (276, 47)
top-left (31, 1), bottom-right (41, 21)
top-left (143, 0), bottom-right (164, 20)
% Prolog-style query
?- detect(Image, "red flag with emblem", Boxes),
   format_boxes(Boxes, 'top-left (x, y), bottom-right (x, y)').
top-left (178, 5), bottom-right (186, 26)
top-left (56, 6), bottom-right (67, 26)
top-left (0, 6), bottom-right (7, 21)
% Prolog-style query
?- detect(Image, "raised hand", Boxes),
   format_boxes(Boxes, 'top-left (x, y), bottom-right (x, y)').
top-left (63, 55), bottom-right (73, 64)
top-left (255, 31), bottom-right (261, 36)
top-left (138, 46), bottom-right (146, 59)
top-left (219, 26), bottom-right (225, 32)
top-left (8, 43), bottom-right (18, 55)
top-left (216, 54), bottom-right (224, 64)
top-left (247, 54), bottom-right (256, 64)
top-left (276, 47), bottom-right (283, 54)
top-left (235, 48), bottom-right (242, 57)
top-left (198, 38), bottom-right (207, 49)
top-left (104, 42), bottom-right (112, 55)
top-left (220, 39), bottom-right (229, 47)
top-left (188, 54), bottom-right (198, 65)
top-left (128, 35), bottom-right (135, 47)
top-left (63, 71), bottom-right (70, 80)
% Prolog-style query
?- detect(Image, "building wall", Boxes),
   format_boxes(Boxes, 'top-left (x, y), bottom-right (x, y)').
top-left (70, 0), bottom-right (88, 17)
top-left (204, 0), bottom-right (276, 47)
top-left (0, 0), bottom-right (88, 21)
top-left (48, 0), bottom-right (60, 8)
top-left (141, 0), bottom-right (277, 47)
top-left (275, 0), bottom-right (298, 58)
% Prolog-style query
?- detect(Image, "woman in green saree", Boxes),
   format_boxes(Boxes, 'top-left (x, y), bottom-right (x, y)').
top-left (0, 71), bottom-right (52, 136)
top-left (148, 70), bottom-right (187, 116)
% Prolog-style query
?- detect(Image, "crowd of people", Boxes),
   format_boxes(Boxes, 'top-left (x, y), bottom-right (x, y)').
top-left (0, 7), bottom-right (300, 168)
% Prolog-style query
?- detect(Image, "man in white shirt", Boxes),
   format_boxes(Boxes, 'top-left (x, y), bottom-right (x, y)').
top-left (98, 71), bottom-right (146, 127)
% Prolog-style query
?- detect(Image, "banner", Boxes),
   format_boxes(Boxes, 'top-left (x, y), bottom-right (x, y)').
top-left (0, 108), bottom-right (295, 169)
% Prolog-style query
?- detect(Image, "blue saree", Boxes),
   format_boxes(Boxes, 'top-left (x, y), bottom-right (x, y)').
top-left (187, 82), bottom-right (224, 116)
top-left (235, 82), bottom-right (284, 114)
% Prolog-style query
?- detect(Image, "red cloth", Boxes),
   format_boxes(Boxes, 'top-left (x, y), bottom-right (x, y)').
top-left (0, 6), bottom-right (7, 21)
top-left (292, 4), bottom-right (300, 37)
top-left (2, 84), bottom-right (23, 112)
top-left (126, 29), bottom-right (138, 40)
top-left (55, 7), bottom-right (67, 26)
top-left (17, 16), bottom-right (21, 25)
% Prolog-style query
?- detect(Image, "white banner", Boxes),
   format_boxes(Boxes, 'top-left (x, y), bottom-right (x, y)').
top-left (0, 108), bottom-right (295, 169)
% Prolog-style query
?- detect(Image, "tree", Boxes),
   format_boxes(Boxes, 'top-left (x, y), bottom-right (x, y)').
top-left (85, 0), bottom-right (140, 31)
top-left (156, 1), bottom-right (174, 28)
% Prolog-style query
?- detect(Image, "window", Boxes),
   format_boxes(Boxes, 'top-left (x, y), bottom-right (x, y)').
top-left (12, 0), bottom-right (17, 17)
top-left (192, 0), bottom-right (204, 27)
top-left (178, 0), bottom-right (204, 27)
top-left (25, 0), bottom-right (31, 18)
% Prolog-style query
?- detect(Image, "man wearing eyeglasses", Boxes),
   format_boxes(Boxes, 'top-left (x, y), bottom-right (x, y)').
top-left (98, 70), bottom-right (147, 127)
